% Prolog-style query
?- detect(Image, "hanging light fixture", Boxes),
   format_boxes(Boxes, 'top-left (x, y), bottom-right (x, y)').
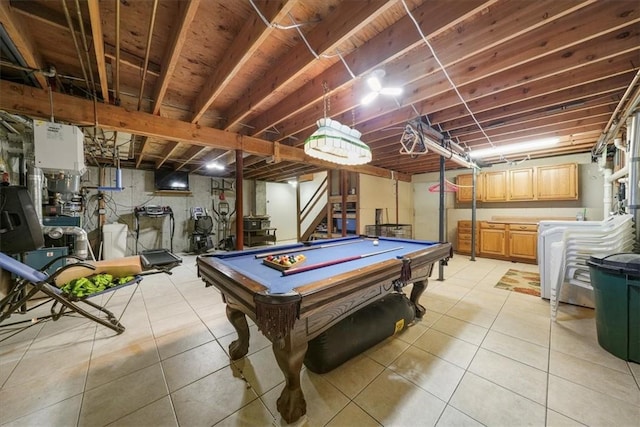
top-left (304, 82), bottom-right (372, 166)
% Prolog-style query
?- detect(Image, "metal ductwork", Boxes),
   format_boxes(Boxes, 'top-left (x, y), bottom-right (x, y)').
top-left (42, 226), bottom-right (89, 260)
top-left (27, 165), bottom-right (44, 224)
top-left (28, 164), bottom-right (90, 259)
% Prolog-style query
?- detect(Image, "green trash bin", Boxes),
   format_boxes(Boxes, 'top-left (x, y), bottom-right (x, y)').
top-left (587, 253), bottom-right (640, 363)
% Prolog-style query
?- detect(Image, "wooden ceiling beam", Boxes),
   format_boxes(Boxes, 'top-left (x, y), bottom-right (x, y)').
top-left (274, 2), bottom-right (634, 143)
top-left (429, 73), bottom-right (634, 131)
top-left (440, 52), bottom-right (639, 132)
top-left (222, 0), bottom-right (396, 130)
top-left (135, 136), bottom-right (148, 168)
top-left (0, 0), bottom-right (48, 89)
top-left (175, 145), bottom-right (207, 171)
top-left (452, 104), bottom-right (614, 140)
top-left (360, 82), bottom-right (625, 156)
top-left (248, 0), bottom-right (589, 138)
top-left (152, 0), bottom-right (200, 115)
top-left (0, 80), bottom-right (409, 181)
top-left (190, 0), bottom-right (296, 123)
top-left (87, 0), bottom-right (109, 103)
top-left (355, 67), bottom-right (633, 144)
top-left (190, 150), bottom-right (239, 173)
top-left (155, 141), bottom-right (180, 169)
top-left (10, 1), bottom-right (162, 78)
top-left (103, 44), bottom-right (161, 77)
top-left (325, 28), bottom-right (639, 142)
top-left (248, 0), bottom-right (493, 137)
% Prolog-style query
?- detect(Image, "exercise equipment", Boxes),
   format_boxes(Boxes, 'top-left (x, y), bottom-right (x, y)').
top-left (133, 205), bottom-right (174, 254)
top-left (189, 207), bottom-right (214, 254)
top-left (212, 200), bottom-right (236, 251)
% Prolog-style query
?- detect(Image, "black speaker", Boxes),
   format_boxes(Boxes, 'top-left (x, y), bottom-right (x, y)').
top-left (0, 186), bottom-right (44, 254)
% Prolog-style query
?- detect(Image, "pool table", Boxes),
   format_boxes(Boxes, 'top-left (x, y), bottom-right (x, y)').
top-left (197, 236), bottom-right (452, 423)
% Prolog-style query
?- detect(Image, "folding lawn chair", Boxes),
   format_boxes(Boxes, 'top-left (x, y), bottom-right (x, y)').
top-left (0, 186), bottom-right (181, 337)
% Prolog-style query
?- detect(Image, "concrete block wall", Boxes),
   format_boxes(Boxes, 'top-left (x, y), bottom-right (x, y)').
top-left (82, 167), bottom-right (233, 257)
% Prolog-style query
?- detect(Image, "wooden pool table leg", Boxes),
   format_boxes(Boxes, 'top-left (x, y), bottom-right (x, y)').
top-left (273, 339), bottom-right (308, 423)
top-left (410, 279), bottom-right (427, 318)
top-left (226, 305), bottom-right (250, 359)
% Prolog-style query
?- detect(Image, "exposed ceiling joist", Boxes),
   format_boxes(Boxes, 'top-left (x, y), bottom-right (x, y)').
top-left (0, 0), bottom-right (48, 88)
top-left (152, 0), bottom-right (200, 115)
top-left (87, 0), bottom-right (109, 102)
top-left (0, 80), bottom-right (410, 181)
top-left (221, 0), bottom-right (396, 131)
top-left (189, 0), bottom-right (296, 123)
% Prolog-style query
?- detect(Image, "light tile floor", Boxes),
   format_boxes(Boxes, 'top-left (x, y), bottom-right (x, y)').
top-left (1, 254), bottom-right (639, 426)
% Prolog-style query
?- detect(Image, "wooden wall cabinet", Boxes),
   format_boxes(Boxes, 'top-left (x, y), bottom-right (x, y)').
top-left (482, 171), bottom-right (508, 202)
top-left (537, 163), bottom-right (578, 200)
top-left (455, 173), bottom-right (482, 203)
top-left (508, 167), bottom-right (535, 201)
top-left (456, 163), bottom-right (578, 203)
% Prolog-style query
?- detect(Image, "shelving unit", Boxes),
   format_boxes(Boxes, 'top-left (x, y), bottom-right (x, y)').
top-left (327, 170), bottom-right (359, 237)
top-left (243, 216), bottom-right (276, 247)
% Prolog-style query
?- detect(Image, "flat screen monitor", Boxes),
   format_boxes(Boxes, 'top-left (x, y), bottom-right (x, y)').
top-left (154, 169), bottom-right (190, 191)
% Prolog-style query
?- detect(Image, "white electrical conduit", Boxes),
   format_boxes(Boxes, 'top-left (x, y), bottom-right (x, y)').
top-left (592, 69), bottom-right (640, 156)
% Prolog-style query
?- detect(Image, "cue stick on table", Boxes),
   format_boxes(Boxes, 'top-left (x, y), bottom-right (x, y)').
top-left (282, 246), bottom-right (404, 276)
top-left (254, 239), bottom-right (363, 259)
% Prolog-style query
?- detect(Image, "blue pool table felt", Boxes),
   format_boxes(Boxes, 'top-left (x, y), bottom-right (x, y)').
top-left (210, 236), bottom-right (439, 294)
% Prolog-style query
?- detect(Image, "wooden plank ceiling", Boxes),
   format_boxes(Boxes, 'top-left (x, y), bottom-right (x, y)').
top-left (0, 0), bottom-right (638, 182)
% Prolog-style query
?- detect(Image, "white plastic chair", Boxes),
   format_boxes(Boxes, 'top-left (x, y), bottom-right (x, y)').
top-left (550, 214), bottom-right (634, 320)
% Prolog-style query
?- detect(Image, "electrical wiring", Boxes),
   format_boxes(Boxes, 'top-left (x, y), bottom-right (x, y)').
top-left (400, 0), bottom-right (496, 152)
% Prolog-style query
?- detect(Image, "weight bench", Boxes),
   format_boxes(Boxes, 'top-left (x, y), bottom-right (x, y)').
top-left (0, 186), bottom-right (181, 337)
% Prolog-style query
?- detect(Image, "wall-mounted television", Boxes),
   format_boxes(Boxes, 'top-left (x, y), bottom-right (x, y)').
top-left (154, 169), bottom-right (190, 191)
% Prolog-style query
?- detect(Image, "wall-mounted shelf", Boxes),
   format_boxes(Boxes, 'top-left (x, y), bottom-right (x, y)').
top-left (154, 190), bottom-right (193, 196)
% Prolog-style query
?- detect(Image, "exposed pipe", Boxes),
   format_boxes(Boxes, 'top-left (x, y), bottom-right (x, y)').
top-left (137, 0), bottom-right (159, 111)
top-left (74, 0), bottom-right (98, 97)
top-left (42, 226), bottom-right (90, 260)
top-left (592, 69), bottom-right (640, 157)
top-left (603, 168), bottom-right (612, 218)
top-left (61, 0), bottom-right (91, 94)
top-left (27, 166), bottom-right (44, 224)
top-left (628, 112), bottom-right (639, 250)
top-left (97, 167), bottom-right (124, 191)
top-left (115, 0), bottom-right (121, 104)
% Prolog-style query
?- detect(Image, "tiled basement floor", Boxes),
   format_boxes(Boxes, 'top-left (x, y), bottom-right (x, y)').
top-left (1, 254), bottom-right (638, 426)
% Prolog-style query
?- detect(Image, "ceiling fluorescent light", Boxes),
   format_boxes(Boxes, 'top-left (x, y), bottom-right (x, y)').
top-left (468, 137), bottom-right (560, 158)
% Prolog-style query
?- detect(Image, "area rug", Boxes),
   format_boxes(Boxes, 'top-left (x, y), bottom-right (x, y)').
top-left (495, 269), bottom-right (541, 297)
